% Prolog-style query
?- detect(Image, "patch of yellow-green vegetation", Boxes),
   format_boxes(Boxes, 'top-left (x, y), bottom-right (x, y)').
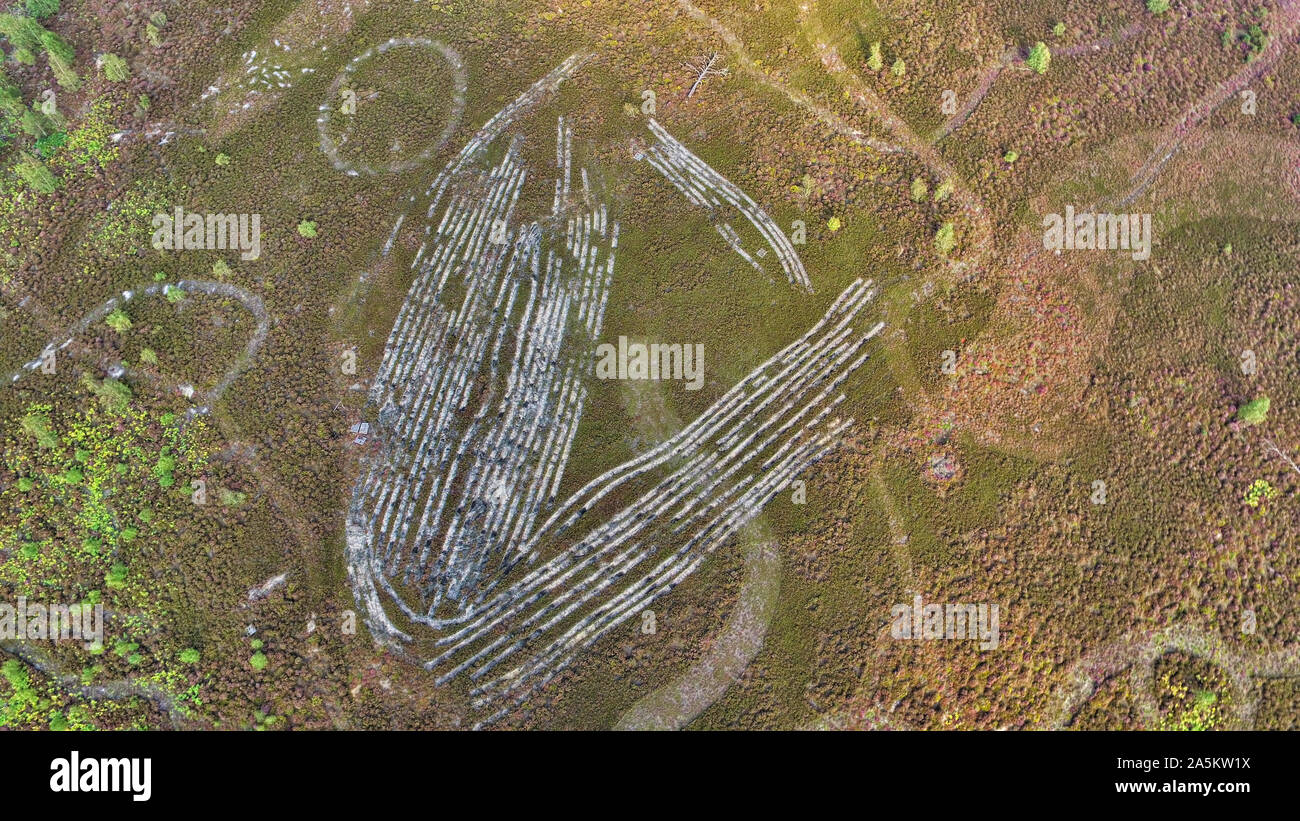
top-left (1, 657), bottom-right (93, 730)
top-left (1243, 478), bottom-right (1277, 508)
top-left (47, 98), bottom-right (119, 179)
top-left (2, 398), bottom-right (208, 592)
top-left (0, 93), bottom-right (126, 281)
top-left (1237, 396), bottom-right (1270, 427)
top-left (249, 637), bottom-right (269, 671)
top-left (0, 389), bottom-right (213, 728)
top-left (84, 180), bottom-right (170, 259)
top-left (0, 649), bottom-right (190, 730)
top-left (1154, 653), bottom-right (1231, 730)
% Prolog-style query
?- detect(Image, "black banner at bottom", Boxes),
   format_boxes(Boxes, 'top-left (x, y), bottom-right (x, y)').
top-left (4, 730), bottom-right (1288, 811)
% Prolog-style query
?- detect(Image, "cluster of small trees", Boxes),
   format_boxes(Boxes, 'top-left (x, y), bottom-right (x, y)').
top-left (864, 40), bottom-right (907, 77)
top-left (0, 1), bottom-right (132, 197)
top-left (0, 4), bottom-right (76, 86)
top-left (0, 1), bottom-right (77, 194)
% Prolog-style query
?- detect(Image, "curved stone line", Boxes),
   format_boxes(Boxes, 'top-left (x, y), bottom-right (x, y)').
top-left (3, 279), bottom-right (269, 420)
top-left (316, 38), bottom-right (469, 177)
top-left (346, 57), bottom-right (598, 651)
top-left (614, 537), bottom-right (780, 730)
top-left (343, 53), bottom-right (884, 726)
top-left (350, 261), bottom-right (880, 725)
top-left (438, 285), bottom-right (881, 727)
top-left (642, 118), bottom-right (812, 292)
top-left (1048, 625), bottom-right (1300, 730)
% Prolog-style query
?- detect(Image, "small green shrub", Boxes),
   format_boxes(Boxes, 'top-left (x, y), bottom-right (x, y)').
top-left (867, 41), bottom-right (883, 71)
top-left (97, 53), bottom-right (129, 82)
top-left (935, 222), bottom-right (956, 255)
top-left (1237, 395), bottom-right (1270, 426)
top-left (105, 307), bottom-right (132, 332)
top-left (1027, 42), bottom-right (1051, 74)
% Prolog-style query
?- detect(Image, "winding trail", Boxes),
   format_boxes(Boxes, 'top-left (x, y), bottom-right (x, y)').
top-left (932, 23), bottom-right (1145, 143)
top-left (655, 1), bottom-right (1300, 732)
top-left (1049, 625), bottom-right (1300, 730)
top-left (930, 48), bottom-right (1017, 143)
top-left (1, 640), bottom-right (195, 729)
top-left (2, 278), bottom-right (269, 416)
top-left (671, 0), bottom-right (904, 155)
top-left (1119, 0), bottom-right (1300, 208)
top-left (795, 2), bottom-right (994, 265)
top-left (614, 536), bottom-right (780, 730)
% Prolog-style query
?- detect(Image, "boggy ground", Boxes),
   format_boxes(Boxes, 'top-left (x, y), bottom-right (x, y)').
top-left (0, 0), bottom-right (1297, 730)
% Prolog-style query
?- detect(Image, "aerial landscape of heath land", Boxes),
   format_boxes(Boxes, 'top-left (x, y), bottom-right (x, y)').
top-left (1, 0), bottom-right (1299, 735)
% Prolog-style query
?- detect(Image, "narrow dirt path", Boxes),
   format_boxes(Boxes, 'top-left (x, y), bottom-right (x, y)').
top-left (615, 535), bottom-right (781, 730)
top-left (671, 0), bottom-right (904, 155)
top-left (933, 23), bottom-right (1145, 142)
top-left (1049, 625), bottom-right (1300, 730)
top-left (796, 2), bottom-right (995, 267)
top-left (1120, 0), bottom-right (1300, 208)
top-left (869, 445), bottom-right (915, 587)
top-left (930, 48), bottom-right (1017, 143)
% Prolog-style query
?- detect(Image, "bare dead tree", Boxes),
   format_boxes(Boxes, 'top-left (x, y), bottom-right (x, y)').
top-left (684, 51), bottom-right (729, 98)
top-left (1262, 437), bottom-right (1300, 479)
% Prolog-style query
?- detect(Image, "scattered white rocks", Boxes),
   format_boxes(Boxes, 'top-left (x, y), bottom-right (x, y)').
top-left (317, 38), bottom-right (468, 176)
top-left (2, 280), bottom-right (269, 422)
